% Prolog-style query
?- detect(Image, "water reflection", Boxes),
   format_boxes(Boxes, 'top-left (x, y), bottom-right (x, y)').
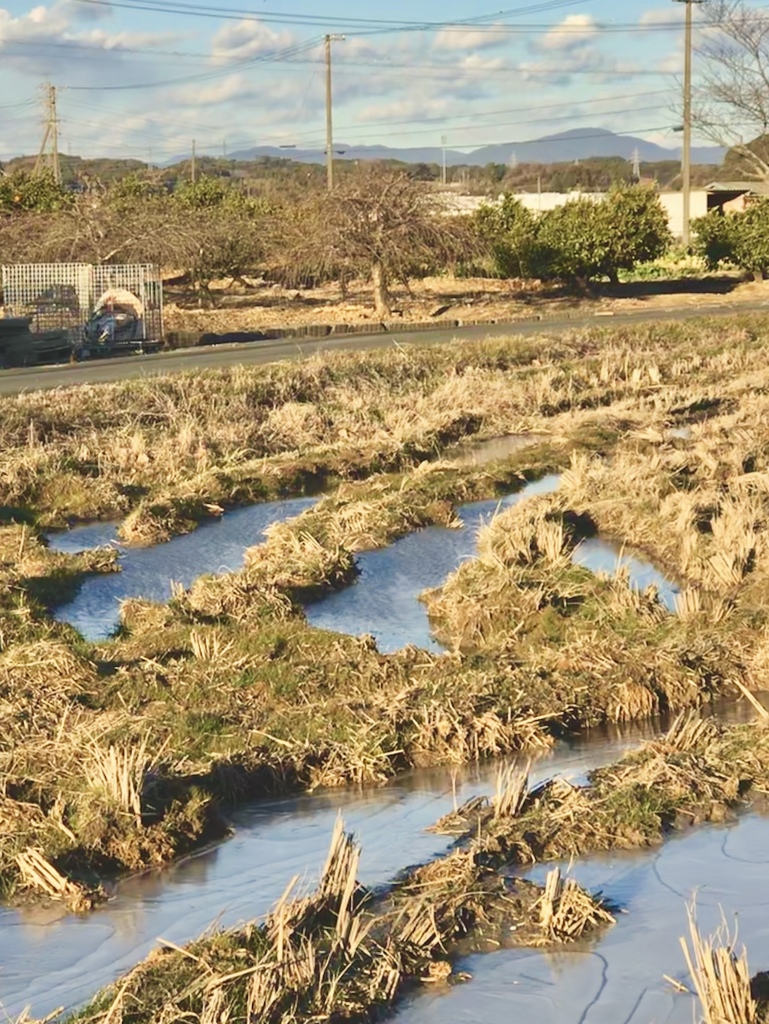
top-left (449, 434), bottom-right (550, 468)
top-left (572, 536), bottom-right (681, 611)
top-left (49, 497), bottom-right (317, 640)
top-left (305, 475), bottom-right (562, 653)
top-left (0, 719), bottom-right (659, 1019)
top-left (391, 814), bottom-right (769, 1024)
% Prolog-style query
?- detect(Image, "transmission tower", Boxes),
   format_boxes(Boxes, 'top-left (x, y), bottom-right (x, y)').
top-left (33, 82), bottom-right (61, 184)
top-left (631, 147), bottom-right (642, 183)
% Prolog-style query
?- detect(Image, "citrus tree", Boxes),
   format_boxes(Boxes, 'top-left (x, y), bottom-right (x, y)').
top-left (0, 170), bottom-right (71, 213)
top-left (476, 195), bottom-right (545, 278)
top-left (536, 186), bottom-right (671, 285)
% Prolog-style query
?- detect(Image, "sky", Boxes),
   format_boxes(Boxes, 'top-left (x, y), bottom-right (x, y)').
top-left (0, 0), bottom-right (754, 162)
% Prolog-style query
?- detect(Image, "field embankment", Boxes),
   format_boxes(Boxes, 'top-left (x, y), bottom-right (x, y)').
top-left (3, 315), bottom-right (769, 905)
top-left (42, 715), bottom-right (769, 1024)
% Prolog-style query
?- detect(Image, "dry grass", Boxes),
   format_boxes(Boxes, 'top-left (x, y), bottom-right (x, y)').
top-left (83, 739), bottom-right (150, 824)
top-left (0, 314), bottom-right (763, 538)
top-left (60, 815), bottom-right (614, 1024)
top-left (426, 717), bottom-right (769, 871)
top-left (681, 903), bottom-right (758, 1024)
top-left (7, 317), bottom-right (769, 902)
top-left (537, 867), bottom-right (615, 944)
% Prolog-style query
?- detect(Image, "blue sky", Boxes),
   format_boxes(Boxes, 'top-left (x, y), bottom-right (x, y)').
top-left (0, 0), bottom-right (749, 161)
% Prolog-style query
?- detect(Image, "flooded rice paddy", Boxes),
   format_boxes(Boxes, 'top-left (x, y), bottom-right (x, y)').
top-left (52, 477), bottom-right (682, 649)
top-left (28, 472), bottom-right (741, 1023)
top-left (448, 434), bottom-right (550, 467)
top-left (49, 497), bottom-right (316, 640)
top-left (305, 474), bottom-right (561, 653)
top-left (572, 536), bottom-right (681, 611)
top-left (0, 721), bottom-right (659, 1018)
top-left (306, 478), bottom-right (680, 652)
top-left (1, 703), bottom-right (763, 1020)
top-left (391, 814), bottom-right (769, 1024)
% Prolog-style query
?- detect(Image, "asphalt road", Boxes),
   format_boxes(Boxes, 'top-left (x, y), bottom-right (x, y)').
top-left (2, 300), bottom-right (768, 395)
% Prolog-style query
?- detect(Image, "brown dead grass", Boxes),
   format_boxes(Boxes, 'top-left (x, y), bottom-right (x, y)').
top-left (427, 715), bottom-right (769, 870)
top-left (57, 816), bottom-right (613, 1024)
top-left (6, 317), bottom-right (769, 902)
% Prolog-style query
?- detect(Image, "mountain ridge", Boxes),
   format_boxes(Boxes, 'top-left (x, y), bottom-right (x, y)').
top-left (218, 127), bottom-right (724, 168)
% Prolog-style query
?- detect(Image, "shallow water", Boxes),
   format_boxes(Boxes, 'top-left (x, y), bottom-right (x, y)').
top-left (391, 813), bottom-right (769, 1024)
top-left (306, 475), bottom-right (681, 652)
top-left (573, 536), bottom-right (681, 611)
top-left (449, 434), bottom-right (550, 467)
top-left (0, 720), bottom-right (664, 1018)
top-left (49, 497), bottom-right (317, 640)
top-left (305, 475), bottom-right (562, 653)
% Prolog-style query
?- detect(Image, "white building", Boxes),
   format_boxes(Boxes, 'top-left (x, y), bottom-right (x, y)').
top-left (439, 184), bottom-right (767, 239)
top-left (512, 189), bottom-right (709, 239)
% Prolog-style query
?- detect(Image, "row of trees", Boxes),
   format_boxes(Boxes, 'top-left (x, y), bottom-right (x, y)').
top-left (0, 168), bottom-right (683, 314)
top-left (4, 164), bottom-right (766, 314)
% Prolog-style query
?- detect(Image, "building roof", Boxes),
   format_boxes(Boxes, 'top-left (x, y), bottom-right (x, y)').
top-left (706, 180), bottom-right (769, 195)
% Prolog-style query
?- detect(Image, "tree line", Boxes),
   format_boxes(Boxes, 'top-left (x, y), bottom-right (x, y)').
top-left (0, 164), bottom-right (767, 315)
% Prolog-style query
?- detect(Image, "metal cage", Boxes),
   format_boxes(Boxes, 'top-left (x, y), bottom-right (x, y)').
top-left (1, 263), bottom-right (163, 349)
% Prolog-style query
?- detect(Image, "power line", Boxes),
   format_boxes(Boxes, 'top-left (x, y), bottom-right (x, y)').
top-left (64, 88), bottom-right (673, 141)
top-left (66, 0), bottom-right (769, 33)
top-left (66, 0), bottom-right (587, 31)
top-left (50, 54), bottom-right (678, 95)
top-left (65, 37), bottom-right (324, 91)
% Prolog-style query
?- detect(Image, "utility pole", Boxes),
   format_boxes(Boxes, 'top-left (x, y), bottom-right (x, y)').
top-left (191, 139), bottom-right (197, 184)
top-left (325, 33), bottom-right (345, 190)
top-left (50, 84), bottom-right (60, 185)
top-left (34, 82), bottom-right (61, 184)
top-left (675, 0), bottom-right (704, 246)
top-left (441, 135), bottom-right (447, 186)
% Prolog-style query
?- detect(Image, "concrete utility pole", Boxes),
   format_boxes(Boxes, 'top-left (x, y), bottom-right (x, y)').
top-left (325, 33), bottom-right (345, 190)
top-left (675, 0), bottom-right (704, 246)
top-left (441, 135), bottom-right (448, 186)
top-left (191, 139), bottom-right (197, 184)
top-left (34, 82), bottom-right (61, 184)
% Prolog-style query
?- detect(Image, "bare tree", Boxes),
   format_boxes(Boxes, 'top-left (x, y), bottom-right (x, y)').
top-left (278, 167), bottom-right (476, 318)
top-left (696, 0), bottom-right (769, 180)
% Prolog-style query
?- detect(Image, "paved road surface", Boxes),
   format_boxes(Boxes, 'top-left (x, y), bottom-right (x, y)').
top-left (2, 301), bottom-right (767, 395)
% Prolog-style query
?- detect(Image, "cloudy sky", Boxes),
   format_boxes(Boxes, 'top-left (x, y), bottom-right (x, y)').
top-left (0, 0), bottom-right (748, 162)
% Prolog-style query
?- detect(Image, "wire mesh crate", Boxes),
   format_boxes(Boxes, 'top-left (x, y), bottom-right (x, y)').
top-left (1, 263), bottom-right (163, 350)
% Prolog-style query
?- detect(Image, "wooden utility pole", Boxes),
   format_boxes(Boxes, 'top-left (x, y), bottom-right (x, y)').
top-left (325, 33), bottom-right (345, 190)
top-left (675, 0), bottom-right (704, 246)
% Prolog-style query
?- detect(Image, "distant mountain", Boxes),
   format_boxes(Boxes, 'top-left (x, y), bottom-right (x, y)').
top-left (223, 128), bottom-right (725, 168)
top-left (469, 128), bottom-right (724, 166)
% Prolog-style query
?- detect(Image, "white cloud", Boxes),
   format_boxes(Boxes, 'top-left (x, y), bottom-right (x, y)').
top-left (0, 3), bottom-right (70, 45)
top-left (355, 95), bottom-right (454, 124)
top-left (79, 26), bottom-right (184, 49)
top-left (539, 14), bottom-right (600, 52)
top-left (210, 19), bottom-right (296, 64)
top-left (433, 25), bottom-right (509, 52)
